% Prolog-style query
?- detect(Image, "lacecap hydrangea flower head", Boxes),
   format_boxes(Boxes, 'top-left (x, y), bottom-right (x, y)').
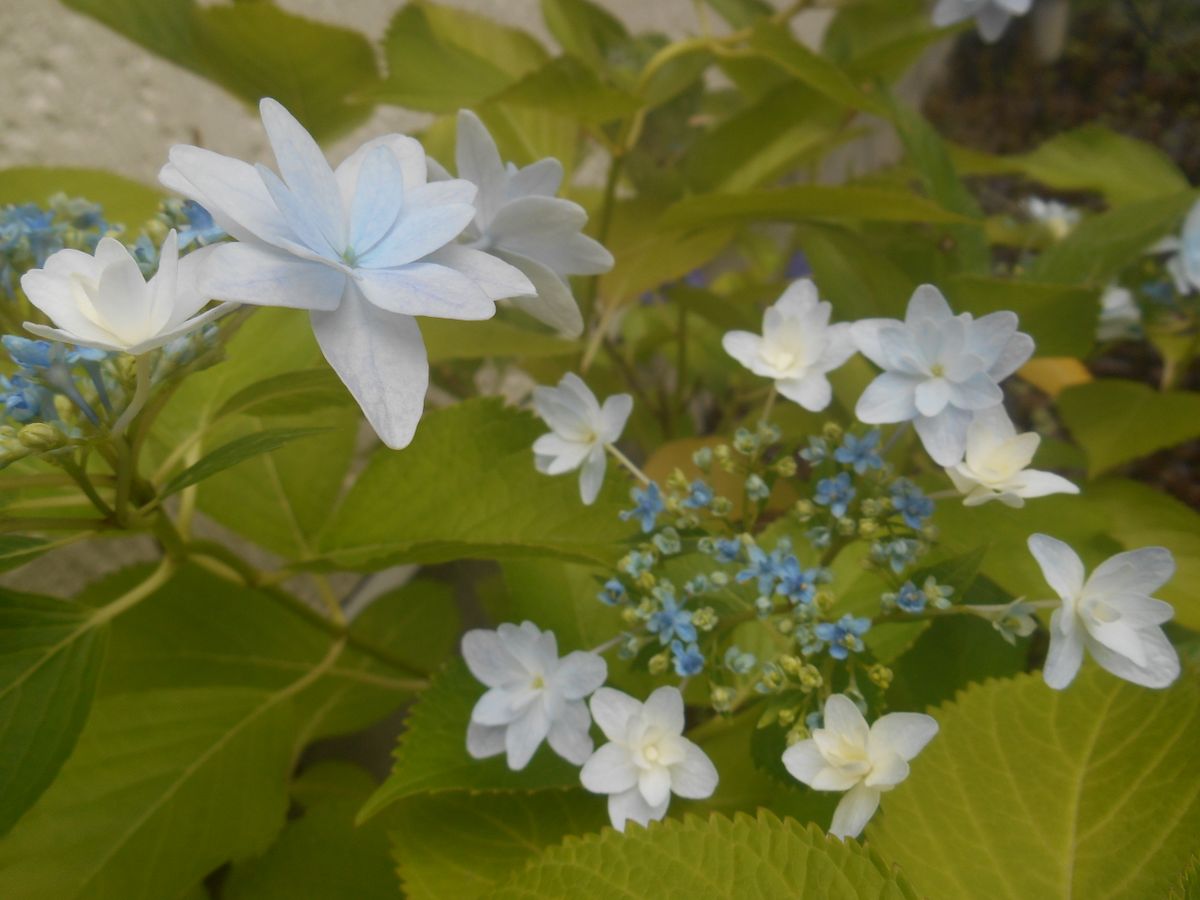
top-left (160, 98), bottom-right (534, 448)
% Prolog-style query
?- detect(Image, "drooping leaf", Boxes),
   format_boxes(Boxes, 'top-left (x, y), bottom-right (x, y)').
top-left (491, 811), bottom-right (918, 898)
top-left (359, 659), bottom-right (580, 821)
top-left (1057, 379), bottom-right (1200, 477)
top-left (392, 790), bottom-right (608, 900)
top-left (317, 399), bottom-right (635, 570)
top-left (160, 427), bottom-right (329, 496)
top-left (0, 590), bottom-right (108, 834)
top-left (869, 667), bottom-right (1200, 900)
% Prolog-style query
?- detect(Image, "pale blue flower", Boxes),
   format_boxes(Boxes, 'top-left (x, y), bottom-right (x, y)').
top-left (681, 479), bottom-right (713, 509)
top-left (621, 481), bottom-right (664, 533)
top-left (671, 640), bottom-right (705, 676)
top-left (891, 478), bottom-right (934, 529)
top-left (834, 431), bottom-right (882, 474)
top-left (647, 591), bottom-right (696, 645)
top-left (814, 614), bottom-right (870, 660)
top-left (814, 472), bottom-right (855, 518)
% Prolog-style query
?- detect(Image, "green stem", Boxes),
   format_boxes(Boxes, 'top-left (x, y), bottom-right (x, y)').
top-left (605, 442), bottom-right (651, 485)
top-left (58, 457), bottom-right (115, 519)
top-left (111, 354), bottom-right (152, 437)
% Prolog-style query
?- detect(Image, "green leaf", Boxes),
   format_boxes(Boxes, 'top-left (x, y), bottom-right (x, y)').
top-left (1169, 855), bottom-right (1200, 900)
top-left (1034, 190), bottom-right (1199, 285)
top-left (62, 0), bottom-right (380, 140)
top-left (0, 688), bottom-right (294, 900)
top-left (0, 167), bottom-right (163, 229)
top-left (359, 659), bottom-right (580, 820)
top-left (223, 762), bottom-right (398, 900)
top-left (944, 274), bottom-right (1099, 358)
top-left (421, 318), bottom-right (579, 362)
top-left (869, 667), bottom-right (1200, 900)
top-left (660, 184), bottom-right (971, 233)
top-left (492, 55), bottom-right (640, 124)
top-left (491, 811), bottom-right (918, 898)
top-left (418, 2), bottom-right (548, 79)
top-left (1057, 379), bottom-right (1200, 477)
top-left (0, 535), bottom-right (50, 573)
top-left (317, 398), bottom-right (635, 570)
top-left (701, 0), bottom-right (773, 28)
top-left (392, 790), bottom-right (609, 900)
top-left (214, 369), bottom-right (349, 420)
top-left (746, 23), bottom-right (887, 115)
top-left (952, 125), bottom-right (1190, 207)
top-left (798, 223), bottom-right (917, 320)
top-left (370, 4), bottom-right (516, 112)
top-left (0, 591), bottom-right (108, 834)
top-left (540, 0), bottom-right (630, 72)
top-left (161, 426), bottom-right (329, 496)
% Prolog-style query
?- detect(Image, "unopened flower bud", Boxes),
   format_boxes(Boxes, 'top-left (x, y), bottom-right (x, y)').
top-left (648, 651), bottom-right (671, 675)
top-left (18, 422), bottom-right (65, 451)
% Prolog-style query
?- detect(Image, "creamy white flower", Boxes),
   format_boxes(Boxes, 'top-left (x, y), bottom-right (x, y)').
top-left (1028, 534), bottom-right (1180, 690)
top-left (20, 231), bottom-right (227, 354)
top-left (532, 373), bottom-right (632, 505)
top-left (782, 694), bottom-right (937, 839)
top-left (1096, 285), bottom-right (1141, 342)
top-left (852, 284), bottom-right (1034, 466)
top-left (932, 0), bottom-right (1033, 42)
top-left (462, 621), bottom-right (607, 770)
top-left (1158, 199), bottom-right (1200, 296)
top-left (580, 686), bottom-right (718, 831)
top-left (435, 110), bottom-right (613, 338)
top-left (946, 406), bottom-right (1078, 507)
top-left (159, 98), bottom-right (533, 449)
top-left (1024, 196), bottom-right (1080, 240)
top-left (721, 279), bottom-right (856, 411)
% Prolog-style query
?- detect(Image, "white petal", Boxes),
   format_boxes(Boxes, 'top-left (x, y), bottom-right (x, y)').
top-left (494, 249), bottom-right (583, 337)
top-left (589, 687), bottom-right (641, 742)
top-left (506, 703), bottom-right (549, 770)
top-left (868, 712), bottom-right (938, 762)
top-left (914, 406), bottom-right (973, 465)
top-left (781, 740), bottom-right (826, 787)
top-left (19, 271), bottom-right (115, 345)
top-left (863, 752), bottom-right (908, 789)
top-left (810, 764), bottom-right (867, 792)
top-left (335, 134), bottom-right (428, 214)
top-left (356, 263), bottom-right (495, 320)
top-left (580, 742), bottom-right (638, 794)
top-left (723, 331), bottom-right (762, 370)
top-left (456, 109), bottom-right (507, 225)
top-left (989, 332), bottom-right (1035, 380)
top-left (638, 766), bottom-right (672, 808)
top-left (777, 373), bottom-right (832, 412)
top-left (120, 303), bottom-right (235, 355)
top-left (599, 393), bottom-right (633, 443)
top-left (905, 284), bottom-right (954, 326)
top-left (607, 786), bottom-right (668, 832)
top-left (532, 433), bottom-right (592, 475)
top-left (310, 287), bottom-right (428, 449)
top-left (554, 651), bottom-right (608, 700)
top-left (426, 245), bottom-right (535, 302)
top-left (965, 311), bottom-right (1018, 369)
top-left (358, 202), bottom-right (476, 270)
top-left (1028, 534), bottom-right (1086, 601)
top-left (199, 242), bottom-right (346, 310)
top-left (547, 714), bottom-right (594, 765)
top-left (975, 4), bottom-right (1013, 41)
top-left (643, 686), bottom-right (685, 735)
top-left (509, 157), bottom-right (563, 198)
top-left (914, 378), bottom-right (952, 417)
top-left (259, 98), bottom-right (345, 250)
top-left (856, 372), bottom-right (921, 423)
top-left (669, 740), bottom-right (718, 799)
top-left (579, 444), bottom-right (606, 505)
top-left (167, 243), bottom-right (220, 326)
top-left (347, 144), bottom-right (405, 255)
top-left (472, 686), bottom-right (523, 726)
top-left (850, 319), bottom-right (894, 368)
top-left (823, 695), bottom-right (869, 747)
top-left (1007, 469), bottom-right (1079, 499)
top-left (461, 629), bottom-right (525, 686)
top-left (256, 163), bottom-right (338, 257)
top-left (1086, 625), bottom-right (1180, 689)
top-left (1043, 608), bottom-right (1085, 690)
top-left (488, 196), bottom-right (611, 276)
top-left (947, 372), bottom-right (1004, 411)
top-left (829, 783), bottom-right (880, 839)
top-left (1086, 547), bottom-right (1175, 599)
top-left (466, 721), bottom-right (506, 759)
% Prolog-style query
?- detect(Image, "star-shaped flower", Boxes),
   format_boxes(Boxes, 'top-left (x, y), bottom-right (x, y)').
top-left (946, 407), bottom-right (1078, 507)
top-left (852, 284), bottom-right (1033, 466)
top-left (462, 622), bottom-right (607, 770)
top-left (160, 98), bottom-right (533, 448)
top-left (1027, 535), bottom-right (1180, 690)
top-left (782, 694), bottom-right (938, 838)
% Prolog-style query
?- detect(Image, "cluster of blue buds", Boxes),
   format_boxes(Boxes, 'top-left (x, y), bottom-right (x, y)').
top-left (132, 200), bottom-right (225, 276)
top-left (0, 195), bottom-right (113, 298)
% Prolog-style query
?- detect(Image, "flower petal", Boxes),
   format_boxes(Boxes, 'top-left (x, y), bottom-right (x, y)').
top-left (914, 377), bottom-right (951, 417)
top-left (347, 144), bottom-right (406, 256)
top-left (1043, 608), bottom-right (1085, 690)
top-left (456, 109), bottom-right (508, 225)
top-left (199, 242), bottom-right (346, 311)
top-left (580, 742), bottom-right (638, 794)
top-left (599, 393), bottom-right (633, 443)
top-left (669, 740), bottom-right (718, 799)
top-left (868, 712), bottom-right (938, 762)
top-left (638, 766), bottom-right (672, 808)
top-left (781, 740), bottom-right (826, 787)
top-left (643, 686), bottom-right (685, 735)
top-left (547, 712), bottom-right (594, 765)
top-left (855, 372), bottom-right (921, 423)
top-left (1086, 547), bottom-right (1175, 599)
top-left (606, 786), bottom-right (668, 832)
top-left (259, 98), bottom-right (345, 250)
top-left (1028, 534), bottom-right (1086, 602)
top-left (466, 721), bottom-right (506, 760)
top-left (461, 628), bottom-right (525, 686)
top-left (776, 373), bottom-right (832, 412)
top-left (829, 783), bottom-right (881, 839)
top-left (1086, 625), bottom-right (1180, 689)
top-left (589, 687), bottom-right (641, 742)
top-left (823, 694), bottom-right (869, 747)
top-left (505, 703), bottom-right (549, 770)
top-left (425, 245), bottom-right (535, 302)
top-left (914, 406), bottom-right (973, 465)
top-left (310, 287), bottom-right (428, 449)
top-left (357, 202), bottom-right (477, 270)
top-left (905, 284), bottom-right (954, 325)
top-left (492, 249), bottom-right (583, 337)
top-left (555, 651), bottom-right (608, 700)
top-left (356, 263), bottom-right (495, 321)
top-left (579, 444), bottom-right (607, 505)
top-left (863, 751), bottom-right (909, 789)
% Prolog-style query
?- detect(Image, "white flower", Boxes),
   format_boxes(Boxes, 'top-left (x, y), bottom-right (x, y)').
top-left (437, 110), bottom-right (613, 338)
top-left (159, 98), bottom-right (534, 449)
top-left (1028, 535), bottom-right (1180, 690)
top-left (782, 694), bottom-right (937, 839)
top-left (532, 372), bottom-right (632, 505)
top-left (721, 279), bottom-right (856, 411)
top-left (462, 621), bottom-right (607, 770)
top-left (932, 0), bottom-right (1033, 43)
top-left (1158, 198), bottom-right (1200, 296)
top-left (1024, 196), bottom-right (1079, 240)
top-left (852, 284), bottom-right (1033, 466)
top-left (20, 231), bottom-right (227, 354)
top-left (946, 406), bottom-right (1078, 507)
top-left (1096, 285), bottom-right (1141, 342)
top-left (580, 686), bottom-right (718, 831)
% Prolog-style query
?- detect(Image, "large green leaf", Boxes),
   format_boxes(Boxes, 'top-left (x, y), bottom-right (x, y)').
top-left (317, 398), bottom-right (635, 570)
top-left (223, 763), bottom-right (398, 900)
top-left (1057, 379), bottom-right (1200, 477)
top-left (0, 688), bottom-right (295, 900)
top-left (491, 55), bottom-right (640, 124)
top-left (0, 167), bottom-right (162, 229)
top-left (0, 591), bottom-right (108, 834)
top-left (869, 667), bottom-right (1200, 900)
top-left (952, 125), bottom-right (1190, 207)
top-left (1033, 190), bottom-right (1198, 285)
top-left (359, 659), bottom-right (580, 820)
top-left (422, 318), bottom-right (579, 361)
top-left (62, 0), bottom-right (379, 140)
top-left (492, 811), bottom-right (918, 898)
top-left (392, 790), bottom-right (608, 900)
top-left (660, 184), bottom-right (971, 232)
